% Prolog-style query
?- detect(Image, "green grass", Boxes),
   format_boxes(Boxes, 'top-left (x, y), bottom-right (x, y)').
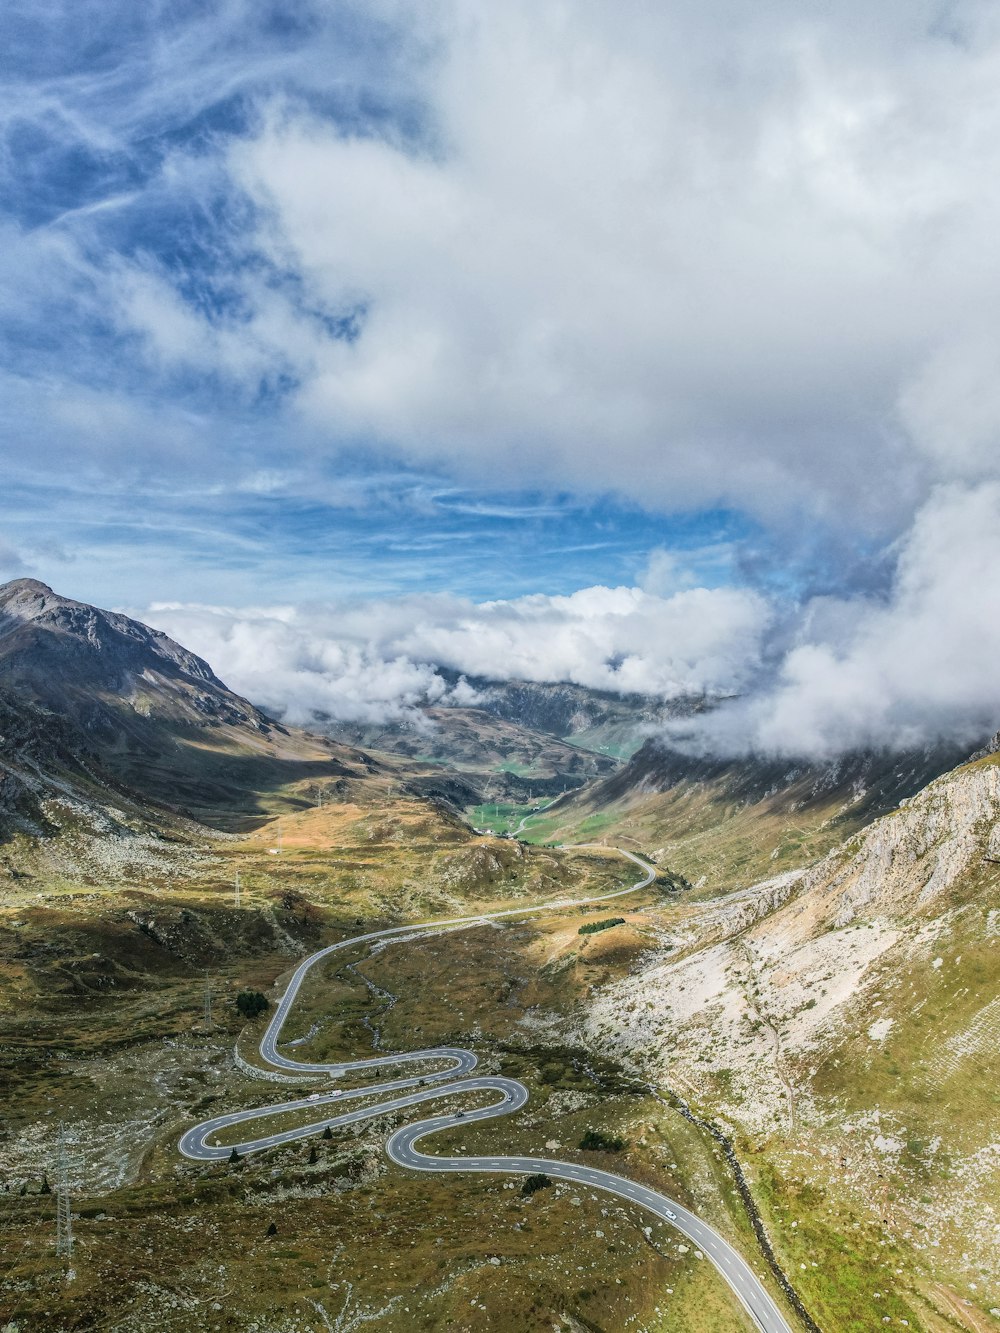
top-left (564, 731), bottom-right (646, 760)
top-left (465, 800), bottom-right (553, 835)
top-left (521, 808), bottom-right (619, 845)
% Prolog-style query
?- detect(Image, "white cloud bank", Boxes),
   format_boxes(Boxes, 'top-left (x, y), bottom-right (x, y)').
top-left (675, 484), bottom-right (1000, 758)
top-left (140, 483), bottom-right (1000, 759)
top-left (50, 1), bottom-right (1000, 761)
top-left (140, 582), bottom-right (770, 726)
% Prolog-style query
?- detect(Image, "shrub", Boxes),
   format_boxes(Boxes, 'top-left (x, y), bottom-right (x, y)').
top-left (578, 917), bottom-right (626, 936)
top-left (579, 1129), bottom-right (626, 1153)
top-left (657, 868), bottom-right (692, 892)
top-left (521, 1173), bottom-right (552, 1197)
top-left (235, 990), bottom-right (269, 1019)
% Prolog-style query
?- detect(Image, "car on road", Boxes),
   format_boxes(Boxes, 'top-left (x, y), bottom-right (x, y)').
top-left (664, 1209), bottom-right (677, 1220)
top-left (455, 1110), bottom-right (465, 1118)
top-left (307, 1093), bottom-right (320, 1101)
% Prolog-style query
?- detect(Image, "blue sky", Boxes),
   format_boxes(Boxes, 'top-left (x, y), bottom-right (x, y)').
top-left (0, 0), bottom-right (679, 605)
top-left (0, 0), bottom-right (887, 607)
top-left (3, 1), bottom-right (1000, 753)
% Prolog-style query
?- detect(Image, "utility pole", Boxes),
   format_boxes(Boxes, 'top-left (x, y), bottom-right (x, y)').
top-left (203, 972), bottom-right (213, 1031)
top-left (55, 1123), bottom-right (73, 1266)
top-left (234, 869), bottom-right (241, 909)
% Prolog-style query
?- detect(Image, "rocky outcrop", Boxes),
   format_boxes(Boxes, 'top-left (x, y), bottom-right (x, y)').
top-left (791, 757), bottom-right (1000, 928)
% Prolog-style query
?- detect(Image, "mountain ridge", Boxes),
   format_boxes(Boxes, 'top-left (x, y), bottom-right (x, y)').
top-left (0, 578), bottom-right (274, 736)
top-left (0, 578), bottom-right (383, 839)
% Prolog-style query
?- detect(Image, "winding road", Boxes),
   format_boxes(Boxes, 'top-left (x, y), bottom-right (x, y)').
top-left (178, 847), bottom-right (794, 1333)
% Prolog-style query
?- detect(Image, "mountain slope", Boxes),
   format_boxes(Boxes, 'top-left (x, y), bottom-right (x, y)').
top-left (524, 735), bottom-right (971, 891)
top-left (0, 579), bottom-right (381, 833)
top-left (0, 579), bottom-right (270, 731)
top-left (321, 703), bottom-right (617, 800)
top-left (579, 748), bottom-right (1000, 1327)
top-left (446, 672), bottom-right (707, 759)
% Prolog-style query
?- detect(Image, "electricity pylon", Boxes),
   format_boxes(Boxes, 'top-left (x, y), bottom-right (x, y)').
top-left (55, 1124), bottom-right (73, 1263)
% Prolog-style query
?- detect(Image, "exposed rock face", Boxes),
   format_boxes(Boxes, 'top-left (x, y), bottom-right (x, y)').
top-left (800, 759), bottom-right (1000, 926)
top-left (0, 578), bottom-right (271, 736)
top-left (972, 729), bottom-right (1000, 760)
top-left (579, 752), bottom-right (1000, 1284)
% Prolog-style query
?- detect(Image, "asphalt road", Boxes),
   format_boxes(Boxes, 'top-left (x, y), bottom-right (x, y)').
top-left (178, 846), bottom-right (794, 1333)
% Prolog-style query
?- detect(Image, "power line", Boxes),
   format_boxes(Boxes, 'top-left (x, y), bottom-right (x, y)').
top-left (234, 869), bottom-right (241, 909)
top-left (203, 973), bottom-right (213, 1031)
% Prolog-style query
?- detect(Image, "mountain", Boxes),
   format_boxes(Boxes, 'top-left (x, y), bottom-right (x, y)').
top-left (0, 577), bottom-right (272, 739)
top-left (0, 579), bottom-right (381, 833)
top-left (442, 672), bottom-right (707, 760)
top-left (580, 745), bottom-right (1000, 1327)
top-left (318, 677), bottom-right (708, 809)
top-left (522, 734), bottom-right (973, 891)
top-left (320, 703), bottom-right (618, 802)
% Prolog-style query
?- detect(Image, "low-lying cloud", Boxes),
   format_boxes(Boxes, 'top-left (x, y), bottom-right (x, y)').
top-left (670, 484), bottom-right (1000, 759)
top-left (140, 582), bottom-right (770, 727)
top-left (141, 482), bottom-right (1000, 760)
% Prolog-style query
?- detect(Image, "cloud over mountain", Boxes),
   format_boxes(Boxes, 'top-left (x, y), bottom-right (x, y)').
top-left (668, 484), bottom-right (1000, 758)
top-left (140, 482), bottom-right (1000, 759)
top-left (140, 582), bottom-right (770, 726)
top-left (5, 1), bottom-right (1000, 759)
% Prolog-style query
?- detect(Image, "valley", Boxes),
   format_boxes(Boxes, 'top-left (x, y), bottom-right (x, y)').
top-left (1, 580), bottom-right (998, 1332)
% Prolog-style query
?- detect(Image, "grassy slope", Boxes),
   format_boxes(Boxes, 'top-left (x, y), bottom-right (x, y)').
top-left (518, 776), bottom-right (855, 890)
top-left (4, 727), bottom-right (997, 1331)
top-left (520, 744), bottom-right (965, 896)
top-left (572, 754), bottom-right (1000, 1332)
top-left (2, 781), bottom-right (770, 1333)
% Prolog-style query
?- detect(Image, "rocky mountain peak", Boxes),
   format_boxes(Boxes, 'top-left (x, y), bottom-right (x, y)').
top-left (0, 577), bottom-right (276, 755)
top-left (0, 576), bottom-right (56, 600)
top-left (0, 576), bottom-right (222, 690)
